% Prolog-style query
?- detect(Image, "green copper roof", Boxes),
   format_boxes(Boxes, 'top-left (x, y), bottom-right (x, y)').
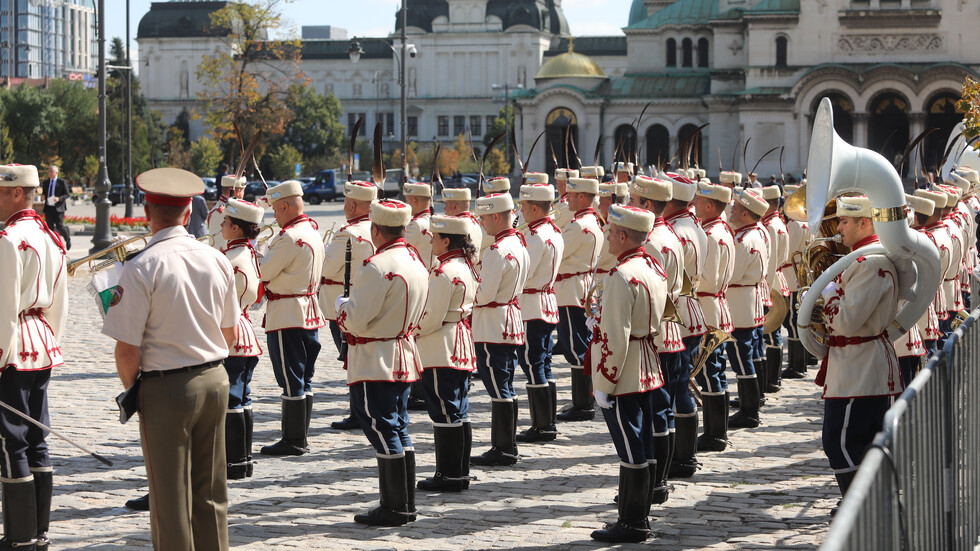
top-left (628, 0), bottom-right (648, 26)
top-left (626, 0), bottom-right (719, 30)
top-left (593, 73), bottom-right (711, 98)
top-left (747, 0), bottom-right (800, 14)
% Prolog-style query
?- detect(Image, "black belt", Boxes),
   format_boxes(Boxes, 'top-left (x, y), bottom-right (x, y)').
top-left (142, 360), bottom-right (223, 378)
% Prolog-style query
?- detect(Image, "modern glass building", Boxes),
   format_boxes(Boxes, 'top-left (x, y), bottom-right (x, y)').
top-left (0, 0), bottom-right (95, 79)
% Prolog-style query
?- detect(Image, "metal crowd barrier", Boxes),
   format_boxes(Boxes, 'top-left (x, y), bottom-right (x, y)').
top-left (821, 306), bottom-right (980, 551)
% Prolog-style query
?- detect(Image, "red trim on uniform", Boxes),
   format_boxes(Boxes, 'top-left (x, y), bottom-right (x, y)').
top-left (144, 192), bottom-right (192, 207)
top-left (853, 234), bottom-right (880, 249)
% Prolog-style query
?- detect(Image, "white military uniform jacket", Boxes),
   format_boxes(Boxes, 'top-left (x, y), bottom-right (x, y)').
top-left (555, 208), bottom-right (602, 309)
top-left (319, 214), bottom-right (375, 321)
top-left (822, 235), bottom-right (902, 398)
top-left (698, 216), bottom-right (735, 333)
top-left (916, 224), bottom-right (946, 339)
top-left (520, 217), bottom-right (564, 324)
top-left (781, 219), bottom-right (809, 293)
top-left (337, 239), bottom-right (429, 384)
top-left (645, 217), bottom-right (684, 352)
top-left (940, 215), bottom-right (965, 313)
top-left (416, 250), bottom-right (479, 371)
top-left (590, 247), bottom-right (668, 396)
top-left (223, 238), bottom-right (262, 357)
top-left (473, 229), bottom-right (529, 345)
top-left (728, 222), bottom-right (770, 329)
top-left (594, 226), bottom-right (617, 277)
top-left (553, 194), bottom-right (572, 230)
top-left (0, 210), bottom-right (67, 371)
top-left (664, 208), bottom-right (708, 338)
top-left (260, 215), bottom-right (326, 331)
top-left (761, 211), bottom-right (790, 298)
top-left (206, 198), bottom-right (228, 250)
top-left (406, 209), bottom-right (433, 269)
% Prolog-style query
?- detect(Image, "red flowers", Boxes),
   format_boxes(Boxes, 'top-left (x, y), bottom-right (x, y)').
top-left (65, 215), bottom-right (149, 228)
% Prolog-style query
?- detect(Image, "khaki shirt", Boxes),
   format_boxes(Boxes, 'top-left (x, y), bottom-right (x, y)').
top-left (406, 210), bottom-right (433, 269)
top-left (337, 239), bottom-right (429, 384)
top-left (698, 217), bottom-right (735, 333)
top-left (556, 208), bottom-right (602, 309)
top-left (0, 210), bottom-right (68, 370)
top-left (473, 230), bottom-right (529, 345)
top-left (665, 209), bottom-right (707, 338)
top-left (822, 236), bottom-right (902, 398)
top-left (261, 215), bottom-right (326, 331)
top-left (206, 200), bottom-right (228, 250)
top-left (520, 217), bottom-right (564, 323)
top-left (728, 222), bottom-right (770, 329)
top-left (319, 215), bottom-right (374, 321)
top-left (102, 225), bottom-right (238, 372)
top-left (416, 251), bottom-right (478, 371)
top-left (223, 239), bottom-right (262, 357)
top-left (590, 248), bottom-right (668, 396)
top-left (645, 218), bottom-right (684, 352)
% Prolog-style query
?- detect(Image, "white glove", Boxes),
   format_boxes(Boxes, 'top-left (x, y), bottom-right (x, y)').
top-left (820, 281), bottom-right (838, 299)
top-left (586, 316), bottom-right (597, 333)
top-left (334, 296), bottom-right (350, 312)
top-left (594, 390), bottom-right (614, 409)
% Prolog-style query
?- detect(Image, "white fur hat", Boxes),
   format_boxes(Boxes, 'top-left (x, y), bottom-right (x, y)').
top-left (597, 182), bottom-right (615, 198)
top-left (697, 168), bottom-right (706, 180)
top-left (631, 175), bottom-right (672, 202)
top-left (719, 171), bottom-right (742, 185)
top-left (526, 172), bottom-right (548, 184)
top-left (932, 183), bottom-right (960, 203)
top-left (734, 189), bottom-right (769, 218)
top-left (580, 165), bottom-right (605, 180)
top-left (224, 198), bottom-right (265, 225)
top-left (760, 185), bottom-right (782, 201)
top-left (946, 171), bottom-right (971, 195)
top-left (914, 189), bottom-right (947, 209)
top-left (599, 181), bottom-right (630, 199)
top-left (442, 187), bottom-right (471, 202)
top-left (835, 195), bottom-right (872, 219)
top-left (0, 164), bottom-right (39, 188)
top-left (484, 176), bottom-right (511, 193)
top-left (608, 204), bottom-right (656, 234)
top-left (370, 199), bottom-right (412, 227)
top-left (403, 182), bottom-right (432, 197)
top-left (566, 177), bottom-right (600, 195)
top-left (554, 168), bottom-right (579, 181)
top-left (345, 181), bottom-right (378, 202)
top-left (956, 167), bottom-right (980, 184)
top-left (429, 214), bottom-right (469, 235)
top-left (614, 162), bottom-right (634, 175)
top-left (906, 193), bottom-right (935, 217)
top-left (519, 184), bottom-right (555, 202)
top-left (697, 181), bottom-right (732, 204)
top-left (475, 192), bottom-right (514, 215)
top-left (663, 171), bottom-right (697, 202)
top-left (221, 175), bottom-right (247, 189)
top-left (265, 180), bottom-right (304, 203)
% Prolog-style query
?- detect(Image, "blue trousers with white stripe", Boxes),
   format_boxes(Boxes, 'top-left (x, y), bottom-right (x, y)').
top-left (518, 320), bottom-right (557, 385)
top-left (476, 342), bottom-right (518, 400)
top-left (225, 355), bottom-right (259, 409)
top-left (725, 328), bottom-right (758, 377)
top-left (350, 381), bottom-right (413, 456)
top-left (600, 391), bottom-right (654, 466)
top-left (822, 396), bottom-right (892, 473)
top-left (557, 306), bottom-right (590, 367)
top-left (420, 368), bottom-right (470, 425)
top-left (695, 343), bottom-right (728, 394)
top-left (658, 352), bottom-right (680, 431)
top-left (267, 328), bottom-right (320, 397)
top-left (672, 336), bottom-right (700, 415)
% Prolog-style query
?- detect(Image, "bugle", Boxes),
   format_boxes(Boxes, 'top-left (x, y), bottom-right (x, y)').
top-left (66, 235), bottom-right (147, 276)
top-left (688, 326), bottom-right (734, 406)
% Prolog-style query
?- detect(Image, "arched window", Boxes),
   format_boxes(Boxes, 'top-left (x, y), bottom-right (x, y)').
top-left (697, 37), bottom-right (709, 68)
top-left (614, 124), bottom-right (638, 165)
top-left (868, 92), bottom-right (910, 175)
top-left (545, 107), bottom-right (579, 173)
top-left (646, 124), bottom-right (670, 168)
top-left (666, 38), bottom-right (676, 68)
top-left (924, 92), bottom-right (963, 173)
top-left (775, 36), bottom-right (788, 68)
top-left (678, 123), bottom-right (703, 168)
top-left (682, 38), bottom-right (693, 68)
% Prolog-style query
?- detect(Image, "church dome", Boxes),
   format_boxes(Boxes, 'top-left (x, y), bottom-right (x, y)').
top-left (629, 0), bottom-right (648, 26)
top-left (535, 39), bottom-right (606, 79)
top-left (137, 1), bottom-right (234, 39)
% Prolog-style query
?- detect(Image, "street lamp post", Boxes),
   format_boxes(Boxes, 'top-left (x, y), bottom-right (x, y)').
top-left (124, 0), bottom-right (133, 217)
top-left (90, 0), bottom-right (112, 253)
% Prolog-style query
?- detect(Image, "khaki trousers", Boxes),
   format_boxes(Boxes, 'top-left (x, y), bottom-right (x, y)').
top-left (139, 365), bottom-right (230, 551)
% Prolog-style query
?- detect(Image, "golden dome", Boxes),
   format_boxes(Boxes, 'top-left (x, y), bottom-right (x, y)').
top-left (535, 38), bottom-right (607, 80)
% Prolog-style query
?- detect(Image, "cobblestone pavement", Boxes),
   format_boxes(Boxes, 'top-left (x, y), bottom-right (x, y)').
top-left (49, 202), bottom-right (835, 549)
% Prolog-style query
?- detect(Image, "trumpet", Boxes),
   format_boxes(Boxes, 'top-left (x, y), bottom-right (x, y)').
top-left (322, 221), bottom-right (338, 244)
top-left (66, 235), bottom-right (148, 276)
top-left (198, 234), bottom-right (215, 246)
top-left (688, 326), bottom-right (735, 406)
top-left (256, 224), bottom-right (279, 248)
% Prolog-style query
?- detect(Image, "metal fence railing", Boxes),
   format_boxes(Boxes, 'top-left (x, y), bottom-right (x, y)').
top-left (821, 306), bottom-right (980, 551)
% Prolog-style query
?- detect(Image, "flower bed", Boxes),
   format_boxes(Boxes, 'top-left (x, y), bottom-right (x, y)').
top-left (65, 215), bottom-right (149, 231)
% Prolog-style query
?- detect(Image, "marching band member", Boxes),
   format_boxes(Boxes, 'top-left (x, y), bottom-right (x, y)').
top-left (717, 171), bottom-right (742, 222)
top-left (948, 171), bottom-right (978, 308)
top-left (0, 164), bottom-right (67, 550)
top-left (470, 193), bottom-right (530, 466)
top-left (594, 182), bottom-right (630, 279)
top-left (692, 181), bottom-right (736, 452)
top-left (907, 195), bottom-right (942, 361)
top-left (914, 188), bottom-right (954, 354)
top-left (552, 168), bottom-right (578, 230)
top-left (629, 175), bottom-right (683, 502)
top-left (780, 184), bottom-right (811, 379)
top-left (817, 195), bottom-right (902, 502)
top-left (442, 187), bottom-right (483, 263)
top-left (481, 177), bottom-right (512, 253)
top-left (932, 185), bottom-right (965, 346)
top-left (554, 177), bottom-right (603, 422)
top-left (335, 200), bottom-right (429, 525)
top-left (660, 172), bottom-right (707, 478)
top-left (320, 182), bottom-right (377, 431)
top-left (516, 182), bottom-right (564, 443)
top-left (259, 181), bottom-right (325, 456)
top-left (614, 161), bottom-right (634, 183)
top-left (580, 166), bottom-right (605, 210)
top-left (207, 175), bottom-right (246, 250)
top-left (219, 199), bottom-right (264, 479)
top-left (891, 194), bottom-right (932, 387)
top-left (103, 168), bottom-right (237, 551)
top-left (759, 185), bottom-right (789, 393)
top-left (404, 182), bottom-right (434, 269)
top-left (589, 204), bottom-right (669, 544)
top-left (415, 216), bottom-right (479, 492)
top-left (725, 189), bottom-right (770, 429)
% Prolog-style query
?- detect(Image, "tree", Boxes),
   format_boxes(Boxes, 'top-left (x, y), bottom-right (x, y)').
top-left (278, 83), bottom-right (344, 162)
top-left (485, 106), bottom-right (515, 171)
top-left (190, 136), bottom-right (224, 176)
top-left (196, 0), bottom-right (306, 143)
top-left (265, 143), bottom-right (303, 180)
top-left (165, 127), bottom-right (191, 170)
top-left (959, 77), bottom-right (980, 145)
top-left (453, 133), bottom-right (479, 173)
top-left (487, 148), bottom-right (510, 176)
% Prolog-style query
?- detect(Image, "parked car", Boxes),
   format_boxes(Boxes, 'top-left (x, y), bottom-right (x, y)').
top-left (201, 177), bottom-right (219, 201)
top-left (243, 181), bottom-right (279, 203)
top-left (107, 184), bottom-right (144, 205)
top-left (302, 170), bottom-right (341, 204)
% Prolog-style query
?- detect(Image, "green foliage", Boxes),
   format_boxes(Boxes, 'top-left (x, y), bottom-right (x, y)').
top-left (190, 136), bottom-right (224, 176)
top-left (959, 77), bottom-right (980, 146)
top-left (277, 84), bottom-right (345, 161)
top-left (165, 127), bottom-right (191, 170)
top-left (265, 143), bottom-right (303, 180)
top-left (485, 106), bottom-right (515, 170)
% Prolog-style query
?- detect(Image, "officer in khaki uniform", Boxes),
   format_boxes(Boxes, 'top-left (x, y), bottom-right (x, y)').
top-left (554, 177), bottom-right (603, 421)
top-left (219, 199), bottom-right (264, 479)
top-left (442, 187), bottom-right (483, 262)
top-left (207, 174), bottom-right (247, 250)
top-left (516, 181), bottom-right (564, 443)
top-left (692, 181), bottom-right (736, 452)
top-left (336, 200), bottom-right (429, 525)
top-left (470, 193), bottom-right (530, 466)
top-left (259, 181), bottom-right (326, 456)
top-left (103, 168), bottom-right (238, 551)
top-left (552, 168), bottom-right (579, 230)
top-left (589, 204), bottom-right (669, 545)
top-left (321, 181), bottom-right (377, 430)
top-left (0, 164), bottom-right (67, 550)
top-left (416, 215), bottom-right (479, 492)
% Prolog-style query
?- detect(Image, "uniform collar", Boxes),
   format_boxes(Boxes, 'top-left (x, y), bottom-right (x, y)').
top-left (616, 246), bottom-right (648, 263)
top-left (495, 228), bottom-right (523, 244)
top-left (4, 208), bottom-right (38, 226)
top-left (149, 224), bottom-right (189, 243)
top-left (733, 221), bottom-right (762, 234)
top-left (664, 208), bottom-right (696, 223)
top-left (437, 249), bottom-right (466, 263)
top-left (412, 208), bottom-right (432, 220)
top-left (347, 213), bottom-right (370, 224)
top-left (223, 237), bottom-right (253, 252)
top-left (526, 216), bottom-right (558, 233)
top-left (574, 207), bottom-right (598, 219)
top-left (853, 234), bottom-right (880, 250)
top-left (376, 237), bottom-right (408, 254)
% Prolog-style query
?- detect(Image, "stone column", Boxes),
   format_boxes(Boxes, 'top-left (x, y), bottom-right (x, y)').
top-left (909, 111), bottom-right (926, 140)
top-left (852, 112), bottom-right (870, 149)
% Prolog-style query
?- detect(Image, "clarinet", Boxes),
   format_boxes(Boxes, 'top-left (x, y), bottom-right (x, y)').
top-left (337, 240), bottom-right (352, 362)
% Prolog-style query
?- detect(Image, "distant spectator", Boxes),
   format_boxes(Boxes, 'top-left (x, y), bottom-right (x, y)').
top-left (186, 194), bottom-right (209, 238)
top-left (214, 163), bottom-right (229, 186)
top-left (786, 173), bottom-right (798, 184)
top-left (746, 172), bottom-right (761, 188)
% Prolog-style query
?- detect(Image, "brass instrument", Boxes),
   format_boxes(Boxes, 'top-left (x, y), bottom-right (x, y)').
top-left (322, 221), bottom-right (338, 244)
top-left (256, 224), bottom-right (279, 248)
top-left (688, 326), bottom-right (735, 406)
top-left (763, 288), bottom-right (788, 334)
top-left (950, 309), bottom-right (970, 331)
top-left (66, 235), bottom-right (148, 276)
top-left (791, 234), bottom-right (845, 336)
top-left (198, 234), bottom-right (214, 246)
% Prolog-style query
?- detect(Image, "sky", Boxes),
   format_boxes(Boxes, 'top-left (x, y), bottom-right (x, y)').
top-left (109, 0), bottom-right (631, 68)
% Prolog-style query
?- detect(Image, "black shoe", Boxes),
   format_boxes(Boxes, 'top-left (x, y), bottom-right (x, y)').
top-left (782, 367), bottom-right (806, 379)
top-left (696, 434), bottom-right (728, 452)
top-left (516, 425), bottom-right (558, 443)
top-left (354, 505), bottom-right (411, 527)
top-left (590, 519), bottom-right (651, 544)
top-left (417, 473), bottom-right (468, 492)
top-left (0, 536), bottom-right (37, 550)
top-left (125, 493), bottom-right (150, 511)
top-left (728, 410), bottom-right (760, 429)
top-left (35, 533), bottom-right (49, 551)
top-left (667, 457), bottom-right (699, 478)
top-left (650, 484), bottom-right (671, 505)
top-left (259, 439), bottom-right (307, 456)
top-left (556, 405), bottom-right (595, 422)
top-left (469, 447), bottom-right (518, 467)
top-left (331, 415), bottom-right (360, 430)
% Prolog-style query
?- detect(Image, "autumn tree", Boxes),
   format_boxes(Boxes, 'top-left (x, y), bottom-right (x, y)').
top-left (196, 0), bottom-right (306, 144)
top-left (959, 77), bottom-right (980, 145)
top-left (190, 136), bottom-right (224, 176)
